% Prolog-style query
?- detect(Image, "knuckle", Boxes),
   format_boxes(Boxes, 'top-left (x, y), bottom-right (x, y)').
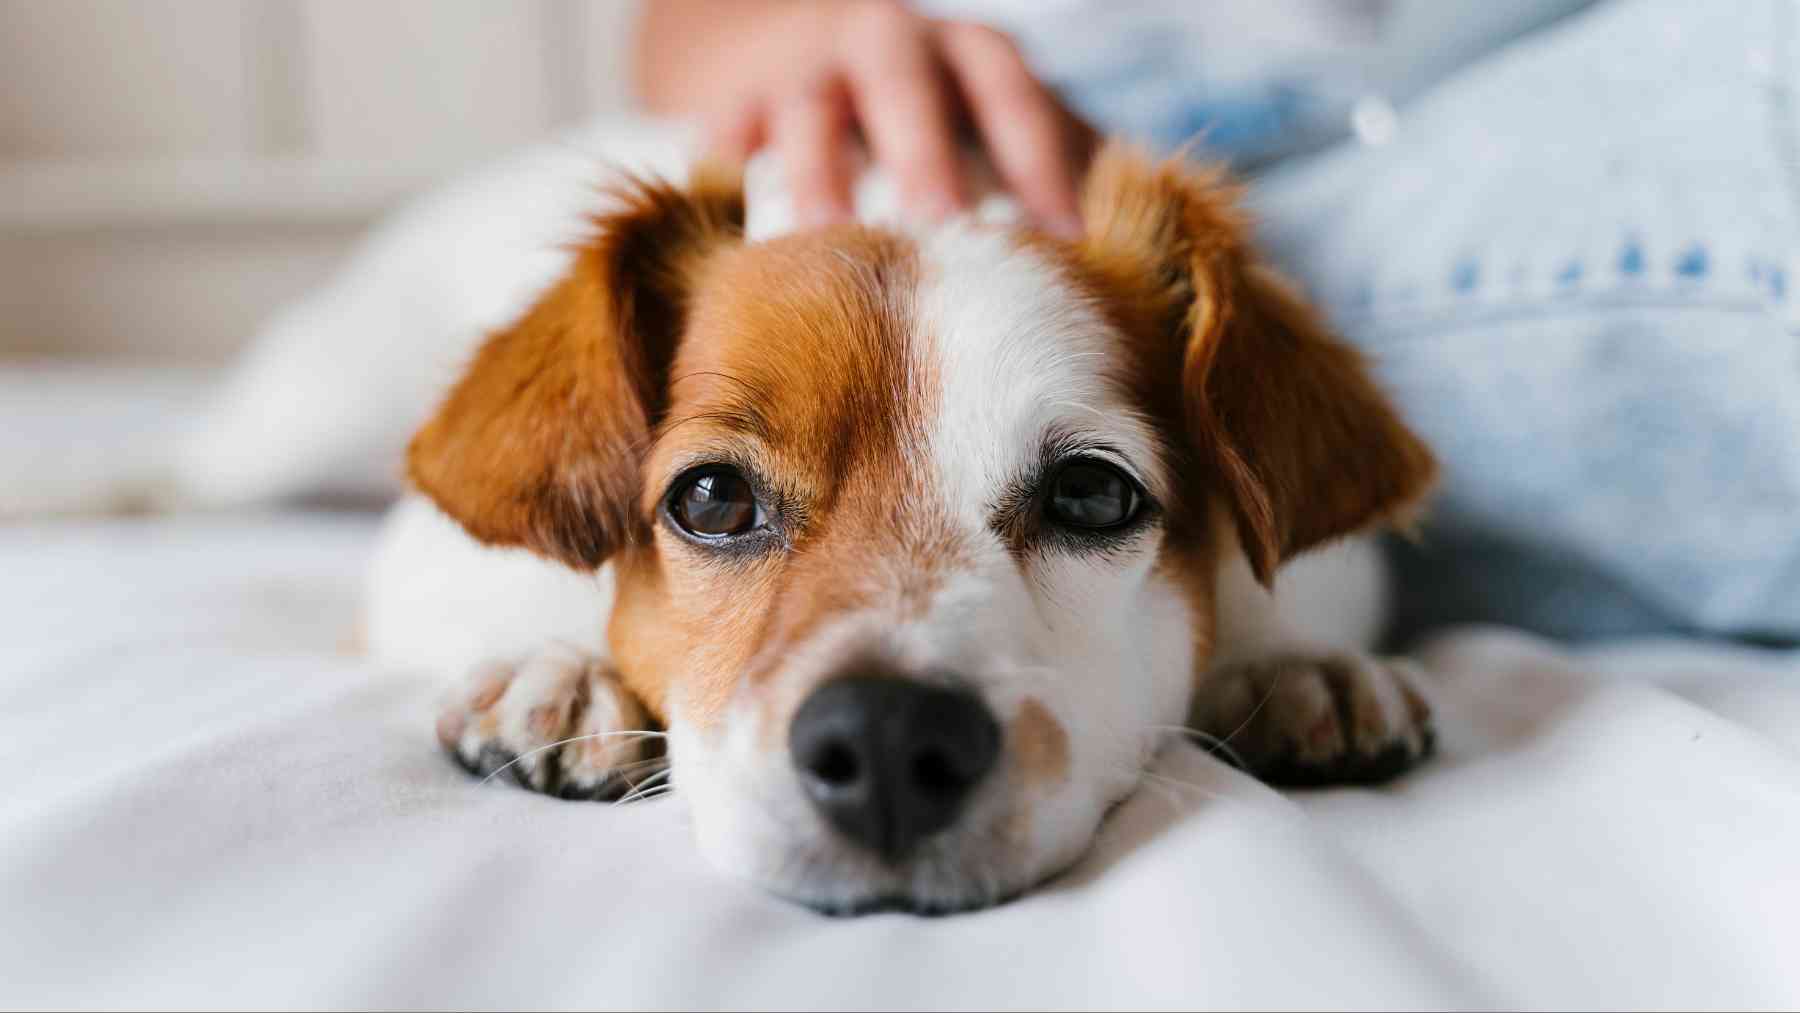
top-left (889, 147), bottom-right (954, 186)
top-left (781, 75), bottom-right (840, 114)
top-left (847, 0), bottom-right (913, 39)
top-left (843, 2), bottom-right (926, 64)
top-left (947, 20), bottom-right (1019, 60)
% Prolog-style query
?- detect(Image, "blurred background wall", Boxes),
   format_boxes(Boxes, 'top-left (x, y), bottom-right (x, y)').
top-left (0, 0), bottom-right (639, 363)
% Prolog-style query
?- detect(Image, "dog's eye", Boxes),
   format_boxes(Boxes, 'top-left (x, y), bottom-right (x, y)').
top-left (1045, 460), bottom-right (1139, 529)
top-left (669, 468), bottom-right (763, 538)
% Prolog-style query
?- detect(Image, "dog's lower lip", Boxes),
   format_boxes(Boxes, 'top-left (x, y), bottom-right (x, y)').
top-left (782, 866), bottom-right (1033, 918)
top-left (805, 890), bottom-right (1019, 918)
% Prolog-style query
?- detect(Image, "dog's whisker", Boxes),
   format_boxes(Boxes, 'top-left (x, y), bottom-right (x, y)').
top-left (619, 786), bottom-right (675, 806)
top-left (1106, 760), bottom-right (1227, 808)
top-left (623, 782), bottom-right (676, 803)
top-left (606, 755), bottom-right (674, 777)
top-left (612, 755), bottom-right (669, 797)
top-left (1145, 724), bottom-right (1252, 772)
top-left (1129, 771), bottom-right (1189, 810)
top-left (1179, 729), bottom-right (1251, 772)
top-left (1210, 675), bottom-right (1281, 756)
top-left (617, 768), bottom-right (675, 805)
top-left (476, 730), bottom-right (667, 787)
top-left (1170, 670), bottom-right (1285, 766)
top-left (1140, 769), bottom-right (1227, 804)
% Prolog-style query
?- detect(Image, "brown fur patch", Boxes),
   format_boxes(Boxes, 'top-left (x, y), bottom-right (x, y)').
top-left (1011, 697), bottom-right (1071, 787)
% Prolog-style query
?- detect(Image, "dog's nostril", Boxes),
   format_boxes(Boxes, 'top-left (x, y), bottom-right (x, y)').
top-left (811, 742), bottom-right (860, 785)
top-left (911, 749), bottom-right (963, 795)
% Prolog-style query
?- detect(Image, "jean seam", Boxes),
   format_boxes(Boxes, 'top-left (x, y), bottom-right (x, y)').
top-left (1329, 291), bottom-right (1780, 343)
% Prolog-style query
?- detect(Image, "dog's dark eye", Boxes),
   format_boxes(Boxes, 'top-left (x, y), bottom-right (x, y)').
top-left (1045, 460), bottom-right (1139, 529)
top-left (669, 468), bottom-right (762, 538)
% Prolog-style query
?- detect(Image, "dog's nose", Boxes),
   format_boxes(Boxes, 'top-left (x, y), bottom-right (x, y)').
top-left (789, 675), bottom-right (1000, 863)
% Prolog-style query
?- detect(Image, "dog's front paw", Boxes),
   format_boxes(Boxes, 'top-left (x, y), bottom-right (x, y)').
top-left (436, 645), bottom-right (660, 799)
top-left (1191, 653), bottom-right (1434, 786)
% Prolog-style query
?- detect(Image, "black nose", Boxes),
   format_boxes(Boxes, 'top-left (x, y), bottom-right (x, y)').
top-left (789, 675), bottom-right (1001, 863)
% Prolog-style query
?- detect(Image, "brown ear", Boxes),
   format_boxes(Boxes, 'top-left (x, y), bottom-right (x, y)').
top-left (407, 166), bottom-right (744, 569)
top-left (1080, 144), bottom-right (1436, 585)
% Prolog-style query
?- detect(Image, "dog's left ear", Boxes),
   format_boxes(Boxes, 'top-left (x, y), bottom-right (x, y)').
top-left (1079, 144), bottom-right (1436, 585)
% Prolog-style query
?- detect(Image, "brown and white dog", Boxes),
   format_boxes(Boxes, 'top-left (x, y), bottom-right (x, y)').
top-left (367, 142), bottom-right (1438, 914)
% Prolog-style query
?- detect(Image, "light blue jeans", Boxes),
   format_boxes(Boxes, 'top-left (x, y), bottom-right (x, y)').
top-left (1074, 0), bottom-right (1800, 642)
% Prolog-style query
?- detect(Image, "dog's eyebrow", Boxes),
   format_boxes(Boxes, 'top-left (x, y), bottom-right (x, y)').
top-left (987, 430), bottom-right (1131, 520)
top-left (1038, 429), bottom-right (1143, 480)
top-left (668, 369), bottom-right (771, 402)
top-left (658, 405), bottom-right (774, 441)
top-left (659, 371), bottom-right (776, 441)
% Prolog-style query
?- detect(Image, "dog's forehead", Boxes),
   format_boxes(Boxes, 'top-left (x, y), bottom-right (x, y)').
top-left (664, 227), bottom-right (924, 491)
top-left (912, 226), bottom-right (1165, 515)
top-left (667, 224), bottom-right (1160, 502)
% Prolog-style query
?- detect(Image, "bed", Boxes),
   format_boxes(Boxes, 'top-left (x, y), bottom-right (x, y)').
top-left (1, 364), bottom-right (1796, 1010)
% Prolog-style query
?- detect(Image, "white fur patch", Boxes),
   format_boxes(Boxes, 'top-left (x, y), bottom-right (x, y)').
top-left (915, 224), bottom-right (1169, 522)
top-left (366, 496), bottom-right (613, 677)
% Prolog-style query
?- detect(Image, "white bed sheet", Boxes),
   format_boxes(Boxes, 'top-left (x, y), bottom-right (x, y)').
top-left (2, 370), bottom-right (1798, 1010)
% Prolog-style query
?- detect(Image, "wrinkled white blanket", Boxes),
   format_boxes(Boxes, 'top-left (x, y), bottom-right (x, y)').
top-left (2, 368), bottom-right (1797, 1010)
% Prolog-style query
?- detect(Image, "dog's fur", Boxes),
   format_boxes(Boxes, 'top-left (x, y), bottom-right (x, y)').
top-left (370, 141), bottom-right (1438, 914)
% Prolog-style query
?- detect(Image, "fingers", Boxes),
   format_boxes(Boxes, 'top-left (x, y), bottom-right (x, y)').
top-left (713, 7), bottom-right (1080, 234)
top-left (937, 21), bottom-right (1088, 237)
top-left (841, 4), bottom-right (965, 219)
top-left (772, 77), bottom-right (856, 226)
top-left (705, 102), bottom-right (767, 166)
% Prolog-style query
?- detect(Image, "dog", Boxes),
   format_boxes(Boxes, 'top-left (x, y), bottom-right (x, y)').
top-left (365, 140), bottom-right (1438, 915)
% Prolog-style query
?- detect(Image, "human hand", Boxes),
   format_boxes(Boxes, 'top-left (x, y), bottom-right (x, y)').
top-left (638, 1), bottom-right (1096, 235)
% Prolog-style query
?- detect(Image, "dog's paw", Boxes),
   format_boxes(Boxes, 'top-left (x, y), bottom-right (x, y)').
top-left (435, 645), bottom-right (660, 800)
top-left (1191, 652), bottom-right (1434, 786)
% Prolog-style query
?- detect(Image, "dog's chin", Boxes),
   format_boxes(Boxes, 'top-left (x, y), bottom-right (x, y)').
top-left (688, 785), bottom-right (1110, 918)
top-left (755, 845), bottom-right (1070, 918)
top-left (796, 886), bottom-right (1026, 918)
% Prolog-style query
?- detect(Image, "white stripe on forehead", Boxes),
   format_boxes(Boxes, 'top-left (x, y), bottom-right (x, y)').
top-left (912, 225), bottom-right (1163, 525)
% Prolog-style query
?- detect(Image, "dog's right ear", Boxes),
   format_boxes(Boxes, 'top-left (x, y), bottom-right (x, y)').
top-left (408, 167), bottom-right (745, 570)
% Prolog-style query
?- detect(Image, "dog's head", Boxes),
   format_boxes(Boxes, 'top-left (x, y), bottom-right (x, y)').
top-left (408, 145), bottom-right (1434, 913)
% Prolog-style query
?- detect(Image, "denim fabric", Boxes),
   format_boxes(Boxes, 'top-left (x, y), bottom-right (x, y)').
top-left (1237, 0), bottom-right (1800, 642)
top-left (1051, 0), bottom-right (1800, 640)
top-left (961, 0), bottom-right (1600, 169)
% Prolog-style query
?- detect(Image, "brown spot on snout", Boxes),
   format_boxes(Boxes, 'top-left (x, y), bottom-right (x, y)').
top-left (1012, 697), bottom-right (1070, 786)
